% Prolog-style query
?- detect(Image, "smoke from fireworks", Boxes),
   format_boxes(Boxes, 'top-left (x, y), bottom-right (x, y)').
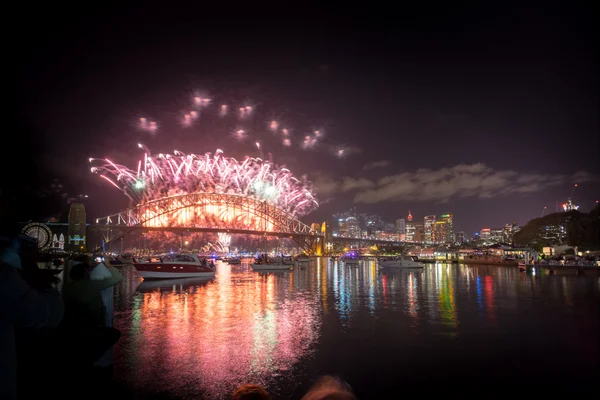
top-left (90, 146), bottom-right (318, 217)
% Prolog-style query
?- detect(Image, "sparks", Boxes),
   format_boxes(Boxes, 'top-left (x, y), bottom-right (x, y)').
top-left (90, 147), bottom-right (318, 217)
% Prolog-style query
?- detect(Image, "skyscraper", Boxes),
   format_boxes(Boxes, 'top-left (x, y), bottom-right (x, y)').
top-left (438, 213), bottom-right (454, 243)
top-left (405, 211), bottom-right (415, 241)
top-left (424, 215), bottom-right (436, 244)
top-left (68, 203), bottom-right (86, 251)
top-left (395, 218), bottom-right (406, 234)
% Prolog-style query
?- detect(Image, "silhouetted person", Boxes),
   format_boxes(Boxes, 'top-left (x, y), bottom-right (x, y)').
top-left (60, 255), bottom-right (122, 372)
top-left (232, 384), bottom-right (271, 400)
top-left (0, 234), bottom-right (64, 400)
top-left (62, 255), bottom-right (122, 329)
top-left (301, 376), bottom-right (357, 400)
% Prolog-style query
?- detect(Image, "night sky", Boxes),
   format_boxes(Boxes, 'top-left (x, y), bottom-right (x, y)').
top-left (11, 2), bottom-right (599, 235)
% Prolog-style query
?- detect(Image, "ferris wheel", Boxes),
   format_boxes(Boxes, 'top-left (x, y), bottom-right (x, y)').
top-left (22, 223), bottom-right (53, 249)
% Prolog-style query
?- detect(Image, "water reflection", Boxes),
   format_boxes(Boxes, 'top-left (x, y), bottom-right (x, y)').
top-left (113, 260), bottom-right (600, 399)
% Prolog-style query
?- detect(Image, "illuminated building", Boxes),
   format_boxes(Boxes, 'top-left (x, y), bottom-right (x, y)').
top-left (396, 218), bottom-right (406, 235)
top-left (338, 218), bottom-right (348, 236)
top-left (414, 222), bottom-right (424, 242)
top-left (454, 231), bottom-right (465, 244)
top-left (489, 228), bottom-right (504, 243)
top-left (436, 213), bottom-right (454, 243)
top-left (346, 216), bottom-right (360, 238)
top-left (562, 199), bottom-right (579, 211)
top-left (405, 211), bottom-right (415, 241)
top-left (502, 223), bottom-right (520, 243)
top-left (479, 228), bottom-right (491, 241)
top-left (334, 208), bottom-right (361, 238)
top-left (363, 214), bottom-right (385, 235)
top-left (424, 215), bottom-right (436, 244)
top-left (68, 203), bottom-right (87, 251)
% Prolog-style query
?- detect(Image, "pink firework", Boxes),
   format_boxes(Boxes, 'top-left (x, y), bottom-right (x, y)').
top-left (90, 147), bottom-right (318, 217)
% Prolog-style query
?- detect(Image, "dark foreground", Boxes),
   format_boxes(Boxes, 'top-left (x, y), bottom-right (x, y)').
top-left (30, 261), bottom-right (600, 399)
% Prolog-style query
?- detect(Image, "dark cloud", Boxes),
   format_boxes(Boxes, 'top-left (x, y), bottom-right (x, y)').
top-left (314, 164), bottom-right (599, 204)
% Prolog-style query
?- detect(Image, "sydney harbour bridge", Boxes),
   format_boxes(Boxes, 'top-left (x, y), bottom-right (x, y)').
top-left (79, 148), bottom-right (410, 255)
top-left (88, 191), bottom-right (408, 255)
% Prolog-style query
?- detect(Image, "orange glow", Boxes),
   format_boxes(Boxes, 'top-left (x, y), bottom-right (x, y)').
top-left (140, 201), bottom-right (276, 231)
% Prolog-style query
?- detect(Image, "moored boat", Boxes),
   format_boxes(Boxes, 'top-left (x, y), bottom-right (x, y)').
top-left (341, 251), bottom-right (360, 265)
top-left (251, 255), bottom-right (294, 271)
top-left (379, 256), bottom-right (424, 269)
top-left (134, 253), bottom-right (216, 280)
top-left (227, 257), bottom-right (242, 265)
top-left (296, 254), bottom-right (310, 262)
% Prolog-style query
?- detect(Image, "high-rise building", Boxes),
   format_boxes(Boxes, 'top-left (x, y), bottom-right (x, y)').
top-left (396, 218), bottom-right (406, 234)
top-left (503, 223), bottom-right (520, 244)
top-left (454, 231), bottom-right (465, 244)
top-left (438, 214), bottom-right (454, 243)
top-left (334, 208), bottom-right (361, 237)
top-left (424, 215), bottom-right (436, 244)
top-left (479, 228), bottom-right (491, 241)
top-left (347, 216), bottom-right (361, 238)
top-left (490, 228), bottom-right (504, 242)
top-left (414, 222), bottom-right (424, 242)
top-left (405, 211), bottom-right (415, 241)
top-left (68, 203), bottom-right (86, 251)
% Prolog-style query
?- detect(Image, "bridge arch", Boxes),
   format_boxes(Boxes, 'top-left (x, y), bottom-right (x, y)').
top-left (95, 192), bottom-right (316, 235)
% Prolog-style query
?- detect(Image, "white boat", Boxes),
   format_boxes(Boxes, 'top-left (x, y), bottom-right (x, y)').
top-left (379, 256), bottom-right (424, 269)
top-left (134, 253), bottom-right (216, 279)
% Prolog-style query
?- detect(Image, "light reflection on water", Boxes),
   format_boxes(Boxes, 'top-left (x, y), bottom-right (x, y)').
top-left (113, 260), bottom-right (599, 399)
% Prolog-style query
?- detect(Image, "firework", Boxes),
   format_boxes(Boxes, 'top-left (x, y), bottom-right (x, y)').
top-left (218, 232), bottom-right (231, 247)
top-left (269, 120), bottom-right (279, 131)
top-left (90, 147), bottom-right (318, 217)
top-left (233, 129), bottom-right (247, 141)
top-left (302, 135), bottom-right (317, 149)
top-left (139, 117), bottom-right (158, 133)
top-left (219, 104), bottom-right (228, 117)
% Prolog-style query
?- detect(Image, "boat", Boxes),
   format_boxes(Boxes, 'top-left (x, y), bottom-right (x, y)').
top-left (341, 253), bottom-right (360, 265)
top-left (296, 254), bottom-right (310, 263)
top-left (379, 256), bottom-right (424, 269)
top-left (251, 256), bottom-right (294, 271)
top-left (518, 260), bottom-right (527, 272)
top-left (133, 253), bottom-right (216, 280)
top-left (227, 257), bottom-right (241, 265)
top-left (136, 276), bottom-right (214, 292)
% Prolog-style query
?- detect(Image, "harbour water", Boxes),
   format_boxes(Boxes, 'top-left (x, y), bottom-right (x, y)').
top-left (112, 260), bottom-right (599, 399)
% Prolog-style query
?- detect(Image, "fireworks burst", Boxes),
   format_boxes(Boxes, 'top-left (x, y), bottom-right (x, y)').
top-left (90, 146), bottom-right (318, 217)
top-left (139, 117), bottom-right (158, 133)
